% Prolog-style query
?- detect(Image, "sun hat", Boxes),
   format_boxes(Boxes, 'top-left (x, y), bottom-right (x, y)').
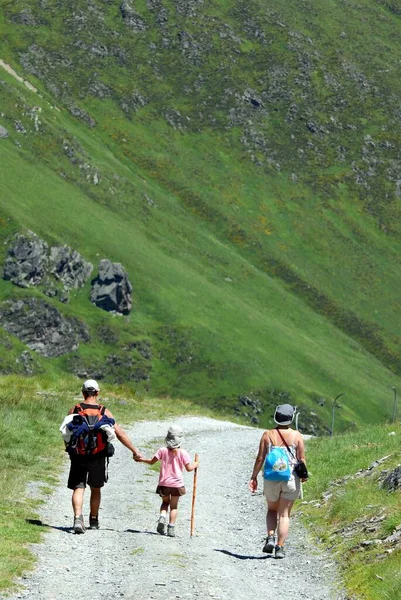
top-left (165, 424), bottom-right (184, 449)
top-left (82, 379), bottom-right (100, 392)
top-left (273, 404), bottom-right (295, 426)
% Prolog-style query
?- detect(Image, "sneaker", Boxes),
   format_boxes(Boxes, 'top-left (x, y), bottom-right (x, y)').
top-left (157, 516), bottom-right (166, 535)
top-left (89, 515), bottom-right (99, 530)
top-left (167, 525), bottom-right (176, 537)
top-left (262, 535), bottom-right (275, 554)
top-left (73, 515), bottom-right (86, 534)
top-left (275, 545), bottom-right (285, 559)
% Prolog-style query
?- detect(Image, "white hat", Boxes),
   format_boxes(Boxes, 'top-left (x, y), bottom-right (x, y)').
top-left (82, 379), bottom-right (100, 392)
top-left (165, 424), bottom-right (184, 449)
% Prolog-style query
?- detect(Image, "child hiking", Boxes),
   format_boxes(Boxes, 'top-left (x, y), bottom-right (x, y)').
top-left (138, 424), bottom-right (199, 537)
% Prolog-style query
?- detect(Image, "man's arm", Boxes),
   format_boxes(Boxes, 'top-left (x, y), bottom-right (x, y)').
top-left (248, 431), bottom-right (269, 492)
top-left (114, 423), bottom-right (142, 459)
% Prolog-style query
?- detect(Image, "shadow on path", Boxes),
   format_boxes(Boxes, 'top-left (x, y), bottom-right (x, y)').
top-left (215, 549), bottom-right (270, 560)
top-left (125, 529), bottom-right (160, 536)
top-left (26, 519), bottom-right (72, 534)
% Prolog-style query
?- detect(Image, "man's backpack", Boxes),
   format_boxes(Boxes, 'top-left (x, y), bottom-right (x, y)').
top-left (263, 446), bottom-right (292, 481)
top-left (66, 403), bottom-right (115, 457)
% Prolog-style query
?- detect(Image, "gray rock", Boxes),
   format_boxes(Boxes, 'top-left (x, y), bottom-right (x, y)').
top-left (3, 232), bottom-right (48, 287)
top-left (0, 125), bottom-right (9, 138)
top-left (120, 1), bottom-right (147, 31)
top-left (48, 245), bottom-right (93, 289)
top-left (3, 233), bottom-right (92, 292)
top-left (0, 298), bottom-right (89, 357)
top-left (381, 465), bottom-right (401, 492)
top-left (90, 259), bottom-right (132, 315)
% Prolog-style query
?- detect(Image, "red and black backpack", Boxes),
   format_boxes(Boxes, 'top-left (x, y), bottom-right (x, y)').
top-left (67, 403), bottom-right (114, 456)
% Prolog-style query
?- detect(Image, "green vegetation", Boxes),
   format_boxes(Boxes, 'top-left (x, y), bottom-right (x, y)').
top-left (0, 374), bottom-right (224, 592)
top-left (302, 424), bottom-right (401, 599)
top-left (1, 0), bottom-right (401, 429)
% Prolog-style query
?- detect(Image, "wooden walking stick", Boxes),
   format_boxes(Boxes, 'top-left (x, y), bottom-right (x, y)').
top-left (190, 453), bottom-right (199, 537)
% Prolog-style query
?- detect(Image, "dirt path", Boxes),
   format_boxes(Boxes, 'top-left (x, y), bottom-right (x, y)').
top-left (2, 417), bottom-right (345, 600)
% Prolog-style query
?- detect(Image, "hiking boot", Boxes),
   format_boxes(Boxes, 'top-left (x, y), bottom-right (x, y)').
top-left (157, 516), bottom-right (166, 535)
top-left (73, 515), bottom-right (86, 534)
top-left (274, 545), bottom-right (285, 559)
top-left (167, 525), bottom-right (176, 537)
top-left (89, 515), bottom-right (99, 530)
top-left (262, 535), bottom-right (275, 554)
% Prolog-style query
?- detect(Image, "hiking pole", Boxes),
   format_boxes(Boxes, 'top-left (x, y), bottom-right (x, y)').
top-left (190, 453), bottom-right (199, 537)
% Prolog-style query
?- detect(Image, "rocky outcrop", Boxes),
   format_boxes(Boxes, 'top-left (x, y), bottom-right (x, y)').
top-left (3, 232), bottom-right (48, 287)
top-left (3, 232), bottom-right (93, 295)
top-left (49, 245), bottom-right (93, 289)
top-left (0, 298), bottom-right (89, 357)
top-left (90, 259), bottom-right (132, 315)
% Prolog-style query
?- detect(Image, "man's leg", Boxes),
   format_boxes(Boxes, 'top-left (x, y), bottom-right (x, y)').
top-left (72, 487), bottom-right (85, 517)
top-left (90, 487), bottom-right (101, 517)
top-left (71, 487), bottom-right (86, 533)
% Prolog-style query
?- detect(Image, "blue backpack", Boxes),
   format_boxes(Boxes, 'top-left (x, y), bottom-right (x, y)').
top-left (263, 446), bottom-right (292, 482)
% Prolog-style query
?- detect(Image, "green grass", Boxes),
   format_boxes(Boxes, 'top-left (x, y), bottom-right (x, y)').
top-left (0, 374), bottom-right (227, 592)
top-left (1, 0), bottom-right (401, 432)
top-left (301, 423), bottom-right (401, 599)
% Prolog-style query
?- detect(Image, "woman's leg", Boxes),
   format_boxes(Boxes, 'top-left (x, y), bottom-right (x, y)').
top-left (276, 498), bottom-right (294, 547)
top-left (266, 500), bottom-right (279, 536)
top-left (169, 495), bottom-right (180, 525)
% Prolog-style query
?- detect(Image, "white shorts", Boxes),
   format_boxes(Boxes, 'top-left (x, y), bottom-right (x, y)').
top-left (263, 475), bottom-right (301, 502)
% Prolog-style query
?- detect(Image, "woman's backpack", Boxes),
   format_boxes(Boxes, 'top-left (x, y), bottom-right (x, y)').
top-left (263, 446), bottom-right (292, 482)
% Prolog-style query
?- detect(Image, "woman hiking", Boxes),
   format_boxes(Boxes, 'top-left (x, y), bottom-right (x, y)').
top-left (138, 424), bottom-right (199, 537)
top-left (248, 404), bottom-right (307, 559)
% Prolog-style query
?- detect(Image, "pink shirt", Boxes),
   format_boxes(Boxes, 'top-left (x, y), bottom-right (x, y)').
top-left (154, 447), bottom-right (191, 487)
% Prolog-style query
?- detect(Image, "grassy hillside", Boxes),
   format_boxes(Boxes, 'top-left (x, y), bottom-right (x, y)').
top-left (304, 423), bottom-right (401, 599)
top-left (1, 0), bottom-right (401, 429)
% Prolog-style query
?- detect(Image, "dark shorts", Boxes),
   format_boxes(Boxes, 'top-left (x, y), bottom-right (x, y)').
top-left (156, 485), bottom-right (186, 497)
top-left (68, 456), bottom-right (107, 490)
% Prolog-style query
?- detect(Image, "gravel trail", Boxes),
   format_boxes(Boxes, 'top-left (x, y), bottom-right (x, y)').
top-left (2, 417), bottom-right (345, 600)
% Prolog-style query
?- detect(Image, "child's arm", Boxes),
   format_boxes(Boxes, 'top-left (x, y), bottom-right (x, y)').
top-left (137, 456), bottom-right (158, 465)
top-left (185, 458), bottom-right (199, 472)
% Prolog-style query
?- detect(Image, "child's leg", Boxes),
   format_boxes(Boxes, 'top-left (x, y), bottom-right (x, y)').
top-left (160, 495), bottom-right (170, 518)
top-left (169, 495), bottom-right (180, 525)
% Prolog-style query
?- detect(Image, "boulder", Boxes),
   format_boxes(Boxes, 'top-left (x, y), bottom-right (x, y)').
top-left (0, 298), bottom-right (89, 357)
top-left (48, 245), bottom-right (93, 288)
top-left (3, 232), bottom-right (48, 287)
top-left (90, 259), bottom-right (132, 315)
top-left (381, 465), bottom-right (401, 492)
top-left (0, 125), bottom-right (9, 138)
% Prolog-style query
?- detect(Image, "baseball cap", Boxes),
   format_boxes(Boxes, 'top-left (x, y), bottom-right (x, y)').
top-left (82, 379), bottom-right (100, 392)
top-left (274, 404), bottom-right (295, 426)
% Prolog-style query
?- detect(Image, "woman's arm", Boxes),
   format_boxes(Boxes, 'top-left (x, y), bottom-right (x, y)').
top-left (248, 431), bottom-right (269, 492)
top-left (295, 431), bottom-right (306, 463)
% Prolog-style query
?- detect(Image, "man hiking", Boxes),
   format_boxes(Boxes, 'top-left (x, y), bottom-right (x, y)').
top-left (61, 379), bottom-right (142, 533)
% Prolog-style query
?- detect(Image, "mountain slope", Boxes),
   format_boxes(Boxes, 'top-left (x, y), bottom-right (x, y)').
top-left (1, 0), bottom-right (401, 430)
